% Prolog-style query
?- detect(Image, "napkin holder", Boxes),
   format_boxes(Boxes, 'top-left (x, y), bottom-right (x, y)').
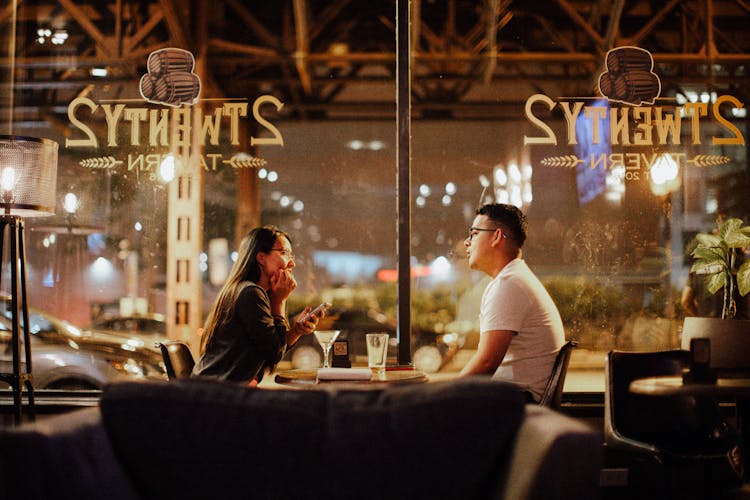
top-left (683, 337), bottom-right (717, 384)
top-left (332, 339), bottom-right (351, 368)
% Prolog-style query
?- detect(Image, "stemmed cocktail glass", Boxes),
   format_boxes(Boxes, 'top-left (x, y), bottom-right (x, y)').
top-left (314, 330), bottom-right (340, 369)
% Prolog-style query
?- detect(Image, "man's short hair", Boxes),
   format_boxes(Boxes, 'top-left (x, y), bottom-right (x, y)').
top-left (476, 203), bottom-right (528, 247)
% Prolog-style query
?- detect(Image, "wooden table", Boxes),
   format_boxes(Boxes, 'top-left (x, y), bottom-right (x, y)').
top-left (629, 376), bottom-right (750, 398)
top-left (274, 368), bottom-right (428, 388)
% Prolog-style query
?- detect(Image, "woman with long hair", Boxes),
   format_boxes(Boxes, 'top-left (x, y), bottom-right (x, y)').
top-left (193, 225), bottom-right (320, 384)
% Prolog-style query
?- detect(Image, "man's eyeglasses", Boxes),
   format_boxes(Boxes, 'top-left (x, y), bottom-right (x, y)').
top-left (270, 248), bottom-right (295, 260)
top-left (467, 227), bottom-right (507, 242)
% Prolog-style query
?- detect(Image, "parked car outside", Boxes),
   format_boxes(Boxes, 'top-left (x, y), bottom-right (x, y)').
top-left (283, 307), bottom-right (458, 373)
top-left (0, 300), bottom-right (166, 390)
top-left (90, 313), bottom-right (168, 348)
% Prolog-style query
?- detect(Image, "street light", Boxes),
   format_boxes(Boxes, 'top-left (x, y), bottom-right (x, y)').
top-left (158, 154), bottom-right (176, 183)
top-left (649, 153), bottom-right (680, 196)
top-left (63, 192), bottom-right (79, 214)
top-left (63, 192), bottom-right (79, 233)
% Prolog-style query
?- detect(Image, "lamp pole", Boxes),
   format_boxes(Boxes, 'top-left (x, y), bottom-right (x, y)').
top-left (396, 0), bottom-right (412, 366)
top-left (0, 135), bottom-right (58, 424)
top-left (661, 193), bottom-right (675, 318)
top-left (650, 153), bottom-right (681, 319)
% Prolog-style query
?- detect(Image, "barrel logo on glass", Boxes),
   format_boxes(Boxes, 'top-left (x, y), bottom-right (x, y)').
top-left (598, 47), bottom-right (661, 107)
top-left (140, 48), bottom-right (201, 107)
top-left (66, 47), bottom-right (285, 178)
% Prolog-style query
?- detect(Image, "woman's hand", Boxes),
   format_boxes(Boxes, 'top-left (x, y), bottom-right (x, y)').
top-left (295, 307), bottom-right (324, 334)
top-left (286, 307), bottom-right (324, 346)
top-left (268, 269), bottom-right (297, 314)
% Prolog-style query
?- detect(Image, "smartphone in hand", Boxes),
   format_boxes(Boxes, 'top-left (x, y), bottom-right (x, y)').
top-left (303, 302), bottom-right (331, 322)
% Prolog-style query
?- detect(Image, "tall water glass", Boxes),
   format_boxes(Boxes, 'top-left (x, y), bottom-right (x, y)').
top-left (366, 333), bottom-right (389, 377)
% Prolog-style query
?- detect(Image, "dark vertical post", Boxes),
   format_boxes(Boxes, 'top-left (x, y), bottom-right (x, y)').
top-left (662, 194), bottom-right (674, 319)
top-left (9, 218), bottom-right (21, 422)
top-left (396, 0), bottom-right (412, 365)
top-left (18, 218), bottom-right (34, 414)
top-left (0, 216), bottom-right (34, 424)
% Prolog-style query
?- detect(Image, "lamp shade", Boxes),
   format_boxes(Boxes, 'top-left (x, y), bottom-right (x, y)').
top-left (0, 135), bottom-right (58, 217)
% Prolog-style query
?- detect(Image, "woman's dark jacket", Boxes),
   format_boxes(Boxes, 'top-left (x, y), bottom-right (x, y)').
top-left (192, 282), bottom-right (288, 383)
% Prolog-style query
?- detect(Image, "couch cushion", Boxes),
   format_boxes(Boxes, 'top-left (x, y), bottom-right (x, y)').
top-left (100, 377), bottom-right (525, 500)
top-left (499, 405), bottom-right (603, 500)
top-left (0, 407), bottom-right (140, 500)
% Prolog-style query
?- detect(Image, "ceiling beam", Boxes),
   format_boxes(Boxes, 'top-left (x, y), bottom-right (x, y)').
top-left (56, 0), bottom-right (113, 57)
top-left (309, 0), bottom-right (351, 43)
top-left (293, 0), bottom-right (312, 95)
top-left (124, 9), bottom-right (164, 54)
top-left (483, 0), bottom-right (499, 84)
top-left (625, 0), bottom-right (682, 46)
top-left (6, 48), bottom-right (750, 72)
top-left (590, 0), bottom-right (626, 89)
top-left (114, 0), bottom-right (122, 56)
top-left (225, 0), bottom-right (279, 47)
top-left (734, 0), bottom-right (750, 14)
top-left (553, 0), bottom-right (605, 48)
top-left (208, 38), bottom-right (278, 58)
top-left (158, 0), bottom-right (189, 49)
top-left (0, 0), bottom-right (23, 24)
top-left (602, 0), bottom-right (625, 50)
top-left (4, 0), bottom-right (750, 128)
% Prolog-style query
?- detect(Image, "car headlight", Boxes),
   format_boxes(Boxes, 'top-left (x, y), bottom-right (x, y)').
top-left (108, 358), bottom-right (146, 376)
top-left (109, 357), bottom-right (169, 378)
top-left (146, 361), bottom-right (168, 377)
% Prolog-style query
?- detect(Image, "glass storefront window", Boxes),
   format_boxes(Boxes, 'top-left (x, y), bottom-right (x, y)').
top-left (1, 1), bottom-right (749, 394)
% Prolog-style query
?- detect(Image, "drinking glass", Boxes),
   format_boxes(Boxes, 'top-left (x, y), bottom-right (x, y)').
top-left (366, 332), bottom-right (389, 376)
top-left (314, 330), bottom-right (340, 369)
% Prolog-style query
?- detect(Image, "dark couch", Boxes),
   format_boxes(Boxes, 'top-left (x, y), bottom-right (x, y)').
top-left (0, 377), bottom-right (601, 499)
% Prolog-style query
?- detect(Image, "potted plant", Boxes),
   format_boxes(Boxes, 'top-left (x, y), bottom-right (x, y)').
top-left (683, 217), bottom-right (750, 371)
top-left (690, 217), bottom-right (750, 319)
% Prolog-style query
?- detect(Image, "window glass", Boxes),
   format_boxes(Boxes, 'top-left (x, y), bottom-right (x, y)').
top-left (409, 4), bottom-right (750, 392)
top-left (1, 1), bottom-right (399, 388)
top-left (2, 2), bottom-right (749, 393)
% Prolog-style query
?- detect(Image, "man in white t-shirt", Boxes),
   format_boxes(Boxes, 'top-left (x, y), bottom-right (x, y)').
top-left (459, 203), bottom-right (565, 402)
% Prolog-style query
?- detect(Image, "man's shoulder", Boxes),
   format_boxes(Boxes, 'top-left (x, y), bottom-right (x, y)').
top-left (498, 259), bottom-right (536, 283)
top-left (487, 268), bottom-right (531, 299)
top-left (500, 257), bottom-right (530, 273)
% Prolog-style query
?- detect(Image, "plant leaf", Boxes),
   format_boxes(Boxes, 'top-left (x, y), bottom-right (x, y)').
top-left (725, 230), bottom-right (750, 248)
top-left (707, 272), bottom-right (727, 295)
top-left (719, 218), bottom-right (744, 241)
top-left (691, 261), bottom-right (724, 274)
top-left (689, 218), bottom-right (750, 302)
top-left (738, 260), bottom-right (750, 297)
top-left (691, 246), bottom-right (727, 266)
top-left (695, 233), bottom-right (721, 248)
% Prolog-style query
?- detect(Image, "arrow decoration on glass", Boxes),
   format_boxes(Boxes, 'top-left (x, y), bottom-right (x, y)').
top-left (687, 155), bottom-right (731, 167)
top-left (79, 156), bottom-right (122, 169)
top-left (223, 156), bottom-right (268, 169)
top-left (540, 155), bottom-right (583, 168)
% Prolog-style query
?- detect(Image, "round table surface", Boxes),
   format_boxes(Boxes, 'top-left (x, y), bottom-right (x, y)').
top-left (274, 368), bottom-right (429, 387)
top-left (629, 376), bottom-right (750, 397)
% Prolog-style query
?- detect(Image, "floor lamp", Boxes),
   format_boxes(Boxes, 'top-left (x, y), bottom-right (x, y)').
top-left (0, 135), bottom-right (58, 424)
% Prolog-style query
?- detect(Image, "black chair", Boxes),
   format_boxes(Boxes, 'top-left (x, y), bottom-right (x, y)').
top-left (603, 350), bottom-right (743, 499)
top-left (538, 339), bottom-right (577, 409)
top-left (158, 341), bottom-right (196, 380)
